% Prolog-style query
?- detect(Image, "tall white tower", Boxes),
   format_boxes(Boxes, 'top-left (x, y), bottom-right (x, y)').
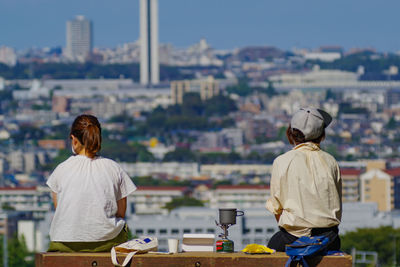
top-left (65, 15), bottom-right (92, 62)
top-left (140, 0), bottom-right (159, 85)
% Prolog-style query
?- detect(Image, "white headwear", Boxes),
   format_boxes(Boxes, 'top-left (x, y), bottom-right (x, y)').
top-left (290, 107), bottom-right (332, 141)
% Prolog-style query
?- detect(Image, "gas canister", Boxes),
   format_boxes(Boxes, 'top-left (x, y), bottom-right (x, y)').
top-left (216, 238), bottom-right (234, 253)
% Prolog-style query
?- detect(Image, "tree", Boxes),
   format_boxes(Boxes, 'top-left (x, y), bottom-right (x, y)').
top-left (132, 176), bottom-right (190, 187)
top-left (265, 81), bottom-right (278, 97)
top-left (8, 234), bottom-right (34, 267)
top-left (261, 153), bottom-right (276, 164)
top-left (11, 125), bottom-right (45, 145)
top-left (101, 140), bottom-right (155, 162)
top-left (0, 62), bottom-right (195, 80)
top-left (212, 179), bottom-right (233, 188)
top-left (325, 89), bottom-right (336, 101)
top-left (45, 123), bottom-right (69, 139)
top-left (0, 234), bottom-right (34, 267)
top-left (182, 93), bottom-right (204, 116)
top-left (163, 197), bottom-right (204, 212)
top-left (277, 126), bottom-right (288, 141)
top-left (163, 148), bottom-right (197, 162)
top-left (246, 152), bottom-right (262, 162)
top-left (226, 80), bottom-right (253, 96)
top-left (109, 113), bottom-right (134, 124)
top-left (204, 94), bottom-right (237, 116)
top-left (387, 116), bottom-right (397, 130)
top-left (1, 203), bottom-right (15, 211)
top-left (0, 89), bottom-right (12, 101)
top-left (199, 152), bottom-right (241, 164)
top-left (42, 149), bottom-right (70, 171)
top-left (341, 226), bottom-right (400, 267)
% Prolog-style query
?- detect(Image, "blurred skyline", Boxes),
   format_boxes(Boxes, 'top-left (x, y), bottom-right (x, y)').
top-left (1, 0), bottom-right (400, 52)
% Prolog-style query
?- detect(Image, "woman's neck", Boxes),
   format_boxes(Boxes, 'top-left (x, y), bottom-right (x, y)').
top-left (77, 148), bottom-right (91, 157)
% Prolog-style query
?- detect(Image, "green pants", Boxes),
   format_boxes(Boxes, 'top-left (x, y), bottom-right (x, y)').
top-left (48, 225), bottom-right (128, 252)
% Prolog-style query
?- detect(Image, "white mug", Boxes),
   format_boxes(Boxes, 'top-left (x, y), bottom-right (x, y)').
top-left (168, 238), bottom-right (179, 253)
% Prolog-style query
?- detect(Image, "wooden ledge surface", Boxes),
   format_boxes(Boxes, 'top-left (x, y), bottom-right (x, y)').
top-left (36, 251), bottom-right (352, 267)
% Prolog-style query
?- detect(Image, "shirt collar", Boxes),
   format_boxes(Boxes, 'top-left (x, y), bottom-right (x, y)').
top-left (293, 142), bottom-right (320, 151)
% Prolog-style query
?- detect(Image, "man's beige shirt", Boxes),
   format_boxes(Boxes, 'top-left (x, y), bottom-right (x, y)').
top-left (266, 142), bottom-right (342, 237)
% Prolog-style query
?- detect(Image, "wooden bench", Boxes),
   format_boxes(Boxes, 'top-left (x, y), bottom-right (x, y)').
top-left (36, 251), bottom-right (352, 267)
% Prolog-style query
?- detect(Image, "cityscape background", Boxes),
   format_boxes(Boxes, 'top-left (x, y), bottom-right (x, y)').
top-left (1, 1), bottom-right (400, 266)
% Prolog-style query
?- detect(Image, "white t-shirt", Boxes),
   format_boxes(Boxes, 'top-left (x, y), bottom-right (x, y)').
top-left (47, 155), bottom-right (137, 242)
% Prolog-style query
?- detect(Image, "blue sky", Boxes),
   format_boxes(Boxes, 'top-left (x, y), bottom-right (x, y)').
top-left (1, 0), bottom-right (399, 52)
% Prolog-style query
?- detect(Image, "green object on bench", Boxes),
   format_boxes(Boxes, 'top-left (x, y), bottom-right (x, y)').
top-left (48, 226), bottom-right (128, 252)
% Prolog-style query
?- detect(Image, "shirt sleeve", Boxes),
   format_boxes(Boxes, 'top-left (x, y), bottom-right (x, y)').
top-left (266, 159), bottom-right (283, 215)
top-left (116, 165), bottom-right (137, 200)
top-left (46, 166), bottom-right (61, 194)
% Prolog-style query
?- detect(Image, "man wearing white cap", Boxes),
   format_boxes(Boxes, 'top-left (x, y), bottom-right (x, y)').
top-left (266, 107), bottom-right (342, 252)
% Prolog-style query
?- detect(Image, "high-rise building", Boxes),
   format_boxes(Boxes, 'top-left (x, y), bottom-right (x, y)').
top-left (140, 0), bottom-right (159, 85)
top-left (65, 15), bottom-right (92, 62)
top-left (0, 46), bottom-right (17, 66)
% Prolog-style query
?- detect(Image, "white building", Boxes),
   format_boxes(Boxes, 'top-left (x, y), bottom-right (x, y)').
top-left (342, 90), bottom-right (385, 113)
top-left (0, 46), bottom-right (17, 66)
top-left (269, 67), bottom-right (359, 89)
top-left (8, 150), bottom-right (24, 173)
top-left (127, 186), bottom-right (186, 215)
top-left (0, 186), bottom-right (51, 220)
top-left (140, 0), bottom-right (159, 85)
top-left (18, 220), bottom-right (43, 252)
top-left (12, 79), bottom-right (51, 100)
top-left (193, 128), bottom-right (244, 150)
top-left (210, 185), bottom-right (270, 209)
top-left (340, 202), bottom-right (392, 233)
top-left (0, 158), bottom-right (6, 176)
top-left (0, 77), bottom-right (5, 90)
top-left (120, 162), bottom-right (199, 180)
top-left (200, 164), bottom-right (272, 181)
top-left (65, 15), bottom-right (92, 62)
top-left (304, 52), bottom-right (341, 62)
top-left (267, 67), bottom-right (400, 91)
top-left (148, 144), bottom-right (175, 160)
top-left (23, 152), bottom-right (38, 174)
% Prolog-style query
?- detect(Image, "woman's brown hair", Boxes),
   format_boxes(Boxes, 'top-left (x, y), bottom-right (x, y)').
top-left (70, 114), bottom-right (102, 158)
top-left (286, 124), bottom-right (325, 145)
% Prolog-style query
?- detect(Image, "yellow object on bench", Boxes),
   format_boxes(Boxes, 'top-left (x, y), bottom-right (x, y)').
top-left (241, 244), bottom-right (275, 254)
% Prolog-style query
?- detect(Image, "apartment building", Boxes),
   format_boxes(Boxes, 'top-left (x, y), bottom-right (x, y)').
top-left (200, 164), bottom-right (271, 181)
top-left (127, 186), bottom-right (187, 215)
top-left (0, 186), bottom-right (52, 219)
top-left (360, 169), bottom-right (393, 212)
top-left (341, 168), bottom-right (362, 202)
top-left (171, 76), bottom-right (219, 104)
top-left (210, 185), bottom-right (270, 209)
top-left (120, 162), bottom-right (199, 180)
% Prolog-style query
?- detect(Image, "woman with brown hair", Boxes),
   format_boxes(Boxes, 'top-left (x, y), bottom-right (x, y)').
top-left (47, 114), bottom-right (137, 252)
top-left (266, 107), bottom-right (342, 252)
